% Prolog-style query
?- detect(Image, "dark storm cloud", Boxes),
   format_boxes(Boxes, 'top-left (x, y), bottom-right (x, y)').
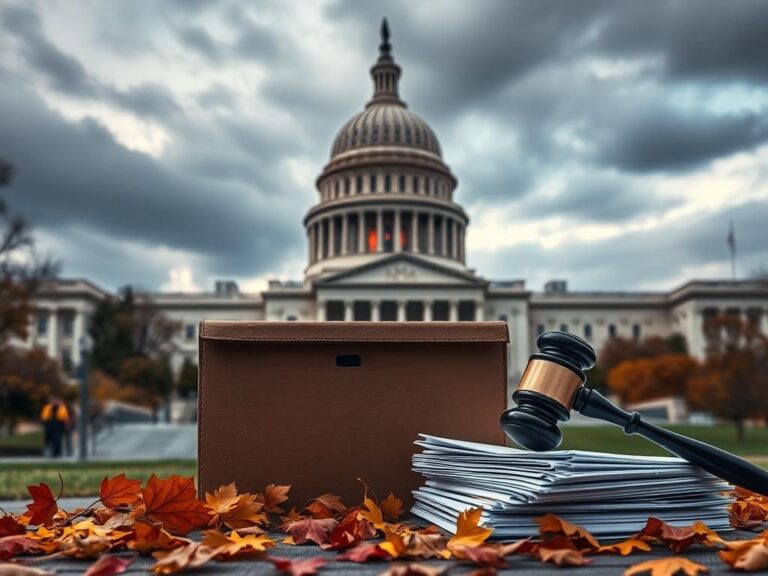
top-left (596, 106), bottom-right (768, 173)
top-left (0, 67), bottom-right (300, 285)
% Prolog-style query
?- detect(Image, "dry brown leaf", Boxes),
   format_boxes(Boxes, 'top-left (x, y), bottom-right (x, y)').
top-left (100, 474), bottom-right (142, 508)
top-left (151, 542), bottom-right (218, 574)
top-left (381, 494), bottom-right (404, 522)
top-left (141, 475), bottom-right (210, 535)
top-left (201, 529), bottom-right (275, 558)
top-left (536, 513), bottom-right (600, 551)
top-left (127, 521), bottom-right (187, 554)
top-left (377, 563), bottom-right (447, 576)
top-left (269, 555), bottom-right (326, 576)
top-left (261, 484), bottom-right (291, 514)
top-left (624, 556), bottom-right (708, 576)
top-left (537, 547), bottom-right (592, 566)
top-left (598, 537), bottom-right (652, 556)
top-left (450, 544), bottom-right (507, 567)
top-left (637, 517), bottom-right (721, 553)
top-left (0, 564), bottom-right (55, 576)
top-left (283, 517), bottom-right (338, 546)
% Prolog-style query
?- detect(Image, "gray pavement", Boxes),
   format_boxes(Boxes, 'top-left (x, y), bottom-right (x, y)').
top-left (0, 497), bottom-right (750, 575)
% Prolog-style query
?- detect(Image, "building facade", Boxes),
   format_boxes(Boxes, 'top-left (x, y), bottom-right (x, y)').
top-left (25, 23), bottom-right (768, 393)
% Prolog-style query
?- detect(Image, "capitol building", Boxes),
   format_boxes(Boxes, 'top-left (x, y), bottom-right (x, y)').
top-left (26, 23), bottom-right (768, 391)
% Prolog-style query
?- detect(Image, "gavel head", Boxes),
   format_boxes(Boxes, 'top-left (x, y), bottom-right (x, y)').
top-left (500, 331), bottom-right (596, 451)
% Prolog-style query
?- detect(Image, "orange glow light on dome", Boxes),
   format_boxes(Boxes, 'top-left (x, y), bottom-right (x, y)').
top-left (368, 228), bottom-right (377, 252)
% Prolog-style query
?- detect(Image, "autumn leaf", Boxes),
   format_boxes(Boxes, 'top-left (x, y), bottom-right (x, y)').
top-left (451, 544), bottom-right (507, 567)
top-left (220, 493), bottom-right (266, 530)
top-left (151, 542), bottom-right (218, 574)
top-left (336, 541), bottom-right (391, 562)
top-left (305, 500), bottom-right (335, 519)
top-left (378, 563), bottom-right (447, 576)
top-left (499, 537), bottom-right (537, 556)
top-left (100, 474), bottom-right (142, 509)
top-left (379, 525), bottom-right (407, 558)
top-left (260, 484), bottom-right (291, 514)
top-left (283, 517), bottom-right (338, 546)
top-left (719, 537), bottom-right (768, 570)
top-left (359, 496), bottom-right (385, 530)
top-left (201, 529), bottom-right (275, 558)
top-left (598, 537), bottom-right (652, 556)
top-left (0, 564), bottom-right (55, 576)
top-left (322, 513), bottom-right (368, 550)
top-left (83, 553), bottom-right (137, 576)
top-left (127, 521), bottom-right (187, 554)
top-left (447, 508), bottom-right (493, 550)
top-left (637, 517), bottom-right (720, 553)
top-left (141, 475), bottom-right (210, 534)
top-left (312, 493), bottom-right (346, 514)
top-left (269, 555), bottom-right (326, 576)
top-left (538, 547), bottom-right (592, 566)
top-left (204, 483), bottom-right (240, 520)
top-left (535, 513), bottom-right (600, 551)
top-left (624, 556), bottom-right (708, 576)
top-left (0, 516), bottom-right (25, 537)
top-left (281, 507), bottom-right (305, 524)
top-left (0, 535), bottom-right (43, 561)
top-left (25, 483), bottom-right (58, 527)
top-left (381, 493), bottom-right (404, 522)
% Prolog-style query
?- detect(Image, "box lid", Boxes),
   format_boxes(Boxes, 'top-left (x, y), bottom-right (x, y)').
top-left (199, 321), bottom-right (509, 343)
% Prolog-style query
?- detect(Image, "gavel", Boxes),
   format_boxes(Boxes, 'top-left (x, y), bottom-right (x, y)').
top-left (500, 330), bottom-right (768, 496)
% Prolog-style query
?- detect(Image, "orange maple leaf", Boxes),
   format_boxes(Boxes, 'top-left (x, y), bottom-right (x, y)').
top-left (25, 483), bottom-right (58, 527)
top-left (127, 521), bottom-right (188, 554)
top-left (535, 513), bottom-right (600, 551)
top-left (100, 474), bottom-right (142, 509)
top-left (624, 556), bottom-right (708, 576)
top-left (719, 536), bottom-right (768, 570)
top-left (598, 537), bottom-right (652, 556)
top-left (381, 493), bottom-right (404, 522)
top-left (204, 483), bottom-right (240, 522)
top-left (447, 508), bottom-right (493, 550)
top-left (141, 475), bottom-right (210, 535)
top-left (261, 484), bottom-right (291, 514)
top-left (311, 493), bottom-right (347, 514)
top-left (283, 517), bottom-right (337, 546)
top-left (359, 496), bottom-right (385, 530)
top-left (201, 529), bottom-right (275, 559)
top-left (205, 484), bottom-right (266, 530)
top-left (450, 543), bottom-right (507, 567)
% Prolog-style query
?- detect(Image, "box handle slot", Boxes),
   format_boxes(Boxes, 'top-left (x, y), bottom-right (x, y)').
top-left (336, 354), bottom-right (362, 367)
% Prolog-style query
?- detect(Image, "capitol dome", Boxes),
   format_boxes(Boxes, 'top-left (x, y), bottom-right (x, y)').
top-left (304, 19), bottom-right (468, 280)
top-left (331, 104), bottom-right (442, 159)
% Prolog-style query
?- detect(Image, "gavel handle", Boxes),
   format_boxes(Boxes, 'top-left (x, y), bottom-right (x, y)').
top-left (573, 388), bottom-right (768, 495)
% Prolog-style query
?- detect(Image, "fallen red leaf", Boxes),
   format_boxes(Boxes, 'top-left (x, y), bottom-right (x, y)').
top-left (283, 517), bottom-right (338, 546)
top-left (141, 475), bottom-right (210, 535)
top-left (261, 484), bottom-right (291, 514)
top-left (269, 555), bottom-right (326, 576)
top-left (0, 515), bottom-right (26, 537)
top-left (25, 484), bottom-right (58, 527)
top-left (0, 535), bottom-right (43, 560)
top-left (100, 474), bottom-right (142, 508)
top-left (336, 541), bottom-right (391, 562)
top-left (83, 553), bottom-right (137, 576)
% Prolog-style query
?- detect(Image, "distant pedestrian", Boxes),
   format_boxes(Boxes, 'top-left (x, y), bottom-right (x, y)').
top-left (40, 398), bottom-right (69, 458)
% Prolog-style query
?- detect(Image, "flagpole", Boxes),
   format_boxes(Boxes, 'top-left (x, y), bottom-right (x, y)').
top-left (728, 219), bottom-right (736, 280)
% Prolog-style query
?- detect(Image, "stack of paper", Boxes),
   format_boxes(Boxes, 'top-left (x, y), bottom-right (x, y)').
top-left (411, 434), bottom-right (731, 539)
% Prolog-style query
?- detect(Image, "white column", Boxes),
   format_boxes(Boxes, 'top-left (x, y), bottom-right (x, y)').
top-left (449, 300), bottom-right (459, 322)
top-left (394, 210), bottom-right (402, 252)
top-left (376, 210), bottom-right (384, 253)
top-left (397, 301), bottom-right (407, 322)
top-left (71, 308), bottom-right (85, 367)
top-left (358, 212), bottom-right (366, 253)
top-left (412, 212), bottom-right (419, 253)
top-left (428, 213), bottom-right (435, 255)
top-left (47, 308), bottom-right (58, 360)
top-left (371, 301), bottom-right (381, 322)
top-left (309, 226), bottom-right (315, 263)
top-left (316, 223), bottom-right (323, 261)
top-left (341, 214), bottom-right (348, 255)
top-left (451, 220), bottom-right (458, 259)
top-left (440, 216), bottom-right (447, 257)
top-left (328, 218), bottom-right (336, 257)
top-left (424, 300), bottom-right (433, 322)
top-left (344, 300), bottom-right (354, 321)
top-left (475, 300), bottom-right (485, 321)
top-left (317, 300), bottom-right (326, 321)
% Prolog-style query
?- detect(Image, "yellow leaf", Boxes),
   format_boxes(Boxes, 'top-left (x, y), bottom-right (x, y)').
top-left (447, 508), bottom-right (493, 550)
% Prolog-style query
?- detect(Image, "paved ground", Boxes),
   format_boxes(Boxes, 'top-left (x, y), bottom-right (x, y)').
top-left (1, 498), bottom-right (751, 575)
top-left (91, 423), bottom-right (196, 460)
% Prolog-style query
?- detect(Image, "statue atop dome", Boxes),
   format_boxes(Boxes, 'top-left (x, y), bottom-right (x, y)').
top-left (369, 17), bottom-right (402, 106)
top-left (379, 18), bottom-right (392, 60)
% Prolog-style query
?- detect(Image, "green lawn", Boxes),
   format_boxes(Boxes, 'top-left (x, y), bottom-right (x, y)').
top-left (559, 424), bottom-right (768, 457)
top-left (0, 460), bottom-right (197, 500)
top-left (0, 430), bottom-right (43, 454)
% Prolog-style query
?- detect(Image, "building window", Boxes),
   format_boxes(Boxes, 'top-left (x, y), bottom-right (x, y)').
top-left (432, 301), bottom-right (449, 321)
top-left (537, 324), bottom-right (545, 336)
top-left (608, 324), bottom-right (617, 337)
top-left (632, 323), bottom-right (641, 339)
top-left (326, 301), bottom-right (344, 321)
top-left (399, 174), bottom-right (405, 192)
top-left (356, 175), bottom-right (363, 194)
top-left (185, 324), bottom-right (195, 340)
top-left (498, 314), bottom-right (508, 322)
top-left (369, 174), bottom-right (376, 193)
top-left (380, 301), bottom-right (397, 321)
top-left (560, 323), bottom-right (568, 333)
top-left (353, 301), bottom-right (371, 321)
top-left (384, 174), bottom-right (391, 192)
top-left (334, 179), bottom-right (340, 197)
top-left (344, 177), bottom-right (350, 195)
top-left (62, 314), bottom-right (74, 337)
top-left (584, 324), bottom-right (592, 339)
top-left (37, 313), bottom-right (48, 335)
top-left (286, 315), bottom-right (298, 321)
top-left (458, 300), bottom-right (476, 321)
top-left (412, 175), bottom-right (418, 193)
top-left (406, 301), bottom-right (424, 321)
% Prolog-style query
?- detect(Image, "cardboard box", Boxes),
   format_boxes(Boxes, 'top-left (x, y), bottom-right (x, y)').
top-left (198, 321), bottom-right (508, 505)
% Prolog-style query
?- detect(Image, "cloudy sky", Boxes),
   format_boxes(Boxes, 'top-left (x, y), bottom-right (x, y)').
top-left (0, 0), bottom-right (766, 293)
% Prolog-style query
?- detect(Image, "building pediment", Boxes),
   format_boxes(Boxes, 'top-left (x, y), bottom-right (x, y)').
top-left (317, 254), bottom-right (486, 287)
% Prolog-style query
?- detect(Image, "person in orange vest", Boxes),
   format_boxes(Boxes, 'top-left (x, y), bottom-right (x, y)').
top-left (40, 397), bottom-right (69, 458)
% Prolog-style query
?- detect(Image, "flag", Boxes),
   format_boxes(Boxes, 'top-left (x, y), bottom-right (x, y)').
top-left (726, 219), bottom-right (736, 252)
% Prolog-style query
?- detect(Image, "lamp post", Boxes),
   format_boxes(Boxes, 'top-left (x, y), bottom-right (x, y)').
top-left (78, 334), bottom-right (92, 461)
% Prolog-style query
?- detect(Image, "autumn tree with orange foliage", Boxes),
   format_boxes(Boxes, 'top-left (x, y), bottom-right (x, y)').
top-left (687, 313), bottom-right (768, 442)
top-left (608, 354), bottom-right (698, 404)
